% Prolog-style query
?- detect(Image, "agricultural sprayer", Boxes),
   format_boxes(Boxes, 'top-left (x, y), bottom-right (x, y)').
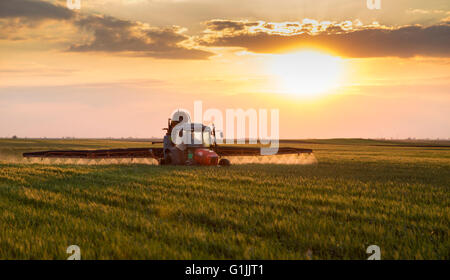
top-left (23, 113), bottom-right (314, 166)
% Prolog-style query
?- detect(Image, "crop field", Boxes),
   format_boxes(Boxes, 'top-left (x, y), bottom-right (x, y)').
top-left (0, 139), bottom-right (448, 259)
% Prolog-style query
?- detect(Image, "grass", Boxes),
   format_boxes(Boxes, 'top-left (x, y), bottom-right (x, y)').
top-left (0, 139), bottom-right (448, 259)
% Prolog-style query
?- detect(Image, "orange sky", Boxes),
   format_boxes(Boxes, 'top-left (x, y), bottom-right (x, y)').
top-left (0, 0), bottom-right (449, 139)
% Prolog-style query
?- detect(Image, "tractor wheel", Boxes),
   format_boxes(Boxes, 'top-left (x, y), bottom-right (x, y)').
top-left (164, 153), bottom-right (173, 165)
top-left (218, 158), bottom-right (231, 167)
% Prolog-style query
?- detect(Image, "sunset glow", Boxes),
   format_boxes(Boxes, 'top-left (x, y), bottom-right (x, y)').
top-left (0, 0), bottom-right (449, 139)
top-left (270, 51), bottom-right (343, 97)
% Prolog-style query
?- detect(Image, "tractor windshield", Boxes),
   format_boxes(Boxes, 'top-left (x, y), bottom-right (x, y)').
top-left (189, 124), bottom-right (212, 147)
top-left (203, 130), bottom-right (212, 147)
top-left (192, 130), bottom-right (203, 144)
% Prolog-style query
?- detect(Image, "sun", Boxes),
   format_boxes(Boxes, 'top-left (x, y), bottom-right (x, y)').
top-left (270, 50), bottom-right (343, 97)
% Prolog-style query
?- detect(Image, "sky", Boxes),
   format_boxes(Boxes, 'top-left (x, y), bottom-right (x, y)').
top-left (0, 0), bottom-right (449, 139)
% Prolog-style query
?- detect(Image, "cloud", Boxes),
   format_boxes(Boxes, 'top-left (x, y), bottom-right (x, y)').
top-left (205, 19), bottom-right (259, 32)
top-left (0, 0), bottom-right (74, 20)
top-left (68, 14), bottom-right (213, 59)
top-left (3, 2), bottom-right (448, 59)
top-left (200, 19), bottom-right (450, 58)
top-left (0, 0), bottom-right (75, 39)
top-left (0, 0), bottom-right (212, 59)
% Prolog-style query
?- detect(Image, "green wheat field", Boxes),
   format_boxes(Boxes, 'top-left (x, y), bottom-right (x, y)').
top-left (0, 138), bottom-right (448, 259)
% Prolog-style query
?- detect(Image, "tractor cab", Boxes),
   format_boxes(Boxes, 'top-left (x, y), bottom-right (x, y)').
top-left (161, 118), bottom-right (222, 166)
top-left (184, 123), bottom-right (214, 148)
